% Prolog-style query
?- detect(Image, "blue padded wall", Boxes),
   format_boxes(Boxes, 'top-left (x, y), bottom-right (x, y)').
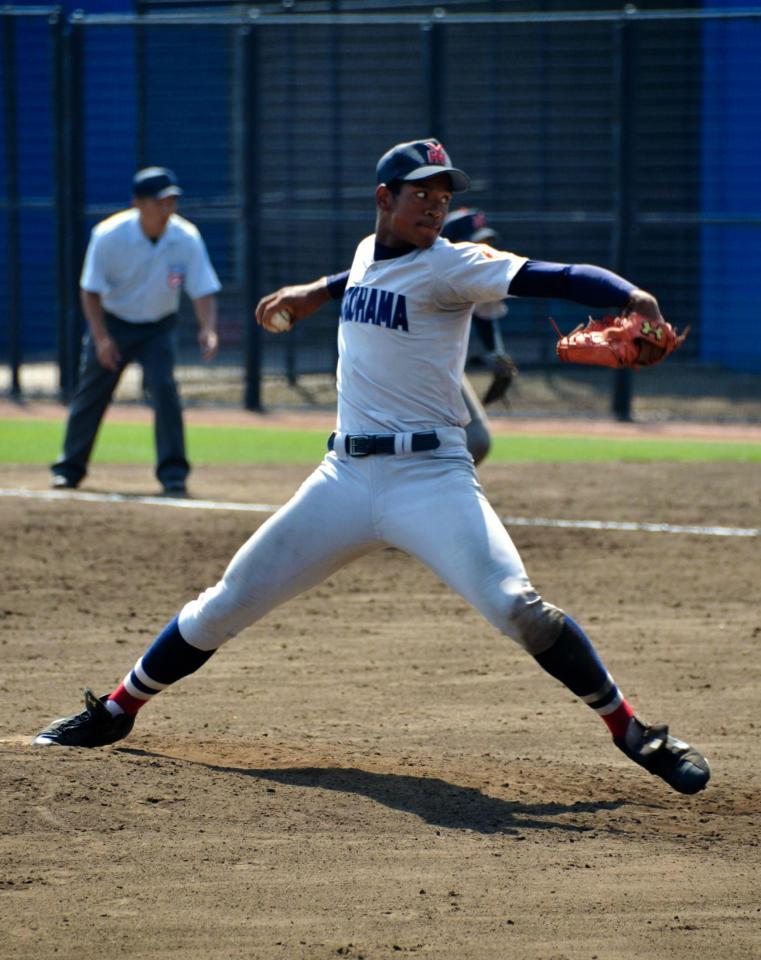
top-left (701, 1), bottom-right (761, 371)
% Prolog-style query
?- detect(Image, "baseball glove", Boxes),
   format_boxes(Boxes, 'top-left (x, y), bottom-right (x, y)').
top-left (552, 313), bottom-right (688, 369)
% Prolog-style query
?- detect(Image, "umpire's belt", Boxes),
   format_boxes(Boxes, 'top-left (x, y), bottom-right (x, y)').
top-left (328, 430), bottom-right (440, 457)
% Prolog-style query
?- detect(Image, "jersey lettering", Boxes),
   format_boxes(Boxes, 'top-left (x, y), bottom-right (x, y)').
top-left (376, 290), bottom-right (394, 326)
top-left (355, 286), bottom-right (369, 322)
top-left (341, 285), bottom-right (409, 333)
top-left (364, 288), bottom-right (378, 325)
top-left (390, 295), bottom-right (409, 331)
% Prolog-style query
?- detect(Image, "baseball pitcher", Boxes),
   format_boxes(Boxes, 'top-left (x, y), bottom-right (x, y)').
top-left (34, 140), bottom-right (708, 797)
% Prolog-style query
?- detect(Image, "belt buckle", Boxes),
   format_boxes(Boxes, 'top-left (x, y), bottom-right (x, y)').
top-left (348, 434), bottom-right (372, 457)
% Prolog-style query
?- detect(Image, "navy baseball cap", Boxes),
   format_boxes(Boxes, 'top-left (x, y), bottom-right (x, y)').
top-left (376, 139), bottom-right (470, 192)
top-left (132, 166), bottom-right (183, 199)
top-left (442, 208), bottom-right (499, 244)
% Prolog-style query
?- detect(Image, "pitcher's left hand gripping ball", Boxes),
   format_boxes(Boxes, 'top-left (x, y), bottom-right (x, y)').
top-left (553, 312), bottom-right (688, 369)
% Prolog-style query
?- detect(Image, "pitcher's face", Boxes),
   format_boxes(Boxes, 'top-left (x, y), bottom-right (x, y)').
top-left (375, 174), bottom-right (453, 249)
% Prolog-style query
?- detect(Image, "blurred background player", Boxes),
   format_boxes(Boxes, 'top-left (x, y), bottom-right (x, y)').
top-left (50, 167), bottom-right (221, 497)
top-left (442, 208), bottom-right (519, 465)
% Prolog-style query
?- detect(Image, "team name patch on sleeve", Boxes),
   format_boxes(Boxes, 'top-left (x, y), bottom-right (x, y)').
top-left (341, 286), bottom-right (409, 332)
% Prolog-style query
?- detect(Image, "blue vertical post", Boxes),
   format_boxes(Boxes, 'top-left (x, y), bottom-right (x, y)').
top-left (611, 16), bottom-right (635, 422)
top-left (242, 22), bottom-right (262, 411)
top-left (3, 14), bottom-right (22, 398)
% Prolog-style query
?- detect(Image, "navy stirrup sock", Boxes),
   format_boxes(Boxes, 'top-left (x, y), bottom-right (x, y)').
top-left (534, 616), bottom-right (634, 737)
top-left (108, 615), bottom-right (215, 715)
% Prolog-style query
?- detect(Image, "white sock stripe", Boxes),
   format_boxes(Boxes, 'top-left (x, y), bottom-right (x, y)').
top-left (581, 673), bottom-right (614, 705)
top-left (134, 659), bottom-right (168, 692)
top-left (595, 691), bottom-right (624, 716)
top-left (123, 676), bottom-right (154, 701)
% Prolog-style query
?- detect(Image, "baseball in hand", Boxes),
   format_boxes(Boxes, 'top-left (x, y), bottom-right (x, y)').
top-left (269, 309), bottom-right (293, 332)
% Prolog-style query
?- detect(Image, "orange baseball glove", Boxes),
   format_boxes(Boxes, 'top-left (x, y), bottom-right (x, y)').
top-left (553, 313), bottom-right (689, 369)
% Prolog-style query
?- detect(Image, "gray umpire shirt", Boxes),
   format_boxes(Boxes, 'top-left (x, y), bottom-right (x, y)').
top-left (80, 208), bottom-right (221, 322)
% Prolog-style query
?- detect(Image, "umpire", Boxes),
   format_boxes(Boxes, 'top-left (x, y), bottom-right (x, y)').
top-left (51, 167), bottom-right (221, 496)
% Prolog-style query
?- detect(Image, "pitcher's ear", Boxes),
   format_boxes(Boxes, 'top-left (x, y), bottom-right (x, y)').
top-left (376, 183), bottom-right (394, 210)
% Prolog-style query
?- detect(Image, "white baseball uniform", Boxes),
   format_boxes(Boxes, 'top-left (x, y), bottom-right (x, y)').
top-left (178, 236), bottom-right (564, 655)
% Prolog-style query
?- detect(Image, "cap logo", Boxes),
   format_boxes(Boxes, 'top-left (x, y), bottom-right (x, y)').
top-left (425, 141), bottom-right (447, 166)
top-left (472, 211), bottom-right (487, 230)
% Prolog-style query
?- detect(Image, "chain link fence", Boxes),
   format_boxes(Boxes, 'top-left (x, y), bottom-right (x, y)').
top-left (2, 4), bottom-right (761, 421)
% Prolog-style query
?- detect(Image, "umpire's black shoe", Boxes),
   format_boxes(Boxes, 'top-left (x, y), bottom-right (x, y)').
top-left (614, 717), bottom-right (710, 795)
top-left (32, 689), bottom-right (135, 748)
top-left (161, 482), bottom-right (188, 498)
top-left (51, 474), bottom-right (78, 490)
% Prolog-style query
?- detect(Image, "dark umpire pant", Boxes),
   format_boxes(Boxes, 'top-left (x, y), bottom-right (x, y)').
top-left (52, 312), bottom-right (189, 489)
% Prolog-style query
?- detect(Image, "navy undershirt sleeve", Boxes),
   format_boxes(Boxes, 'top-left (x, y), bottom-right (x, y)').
top-left (326, 270), bottom-right (350, 300)
top-left (509, 260), bottom-right (636, 308)
top-left (327, 242), bottom-right (416, 300)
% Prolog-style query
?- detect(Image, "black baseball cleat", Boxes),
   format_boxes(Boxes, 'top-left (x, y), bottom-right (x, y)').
top-left (32, 689), bottom-right (135, 748)
top-left (614, 717), bottom-right (710, 795)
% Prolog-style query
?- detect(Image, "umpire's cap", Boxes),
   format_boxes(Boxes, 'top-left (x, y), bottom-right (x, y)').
top-left (442, 208), bottom-right (499, 244)
top-left (376, 139), bottom-right (470, 192)
top-left (132, 166), bottom-right (183, 199)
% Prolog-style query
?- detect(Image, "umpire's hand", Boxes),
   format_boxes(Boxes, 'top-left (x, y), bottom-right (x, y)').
top-left (198, 329), bottom-right (219, 362)
top-left (94, 335), bottom-right (122, 372)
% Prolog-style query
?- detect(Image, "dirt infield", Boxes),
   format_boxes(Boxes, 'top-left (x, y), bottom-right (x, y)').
top-left (2, 461), bottom-right (761, 960)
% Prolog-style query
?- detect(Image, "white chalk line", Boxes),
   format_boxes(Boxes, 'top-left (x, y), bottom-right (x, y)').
top-left (0, 487), bottom-right (279, 513)
top-left (501, 515), bottom-right (758, 537)
top-left (1, 487), bottom-right (757, 538)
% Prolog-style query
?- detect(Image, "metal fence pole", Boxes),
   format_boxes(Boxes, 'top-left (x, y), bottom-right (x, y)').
top-left (611, 16), bottom-right (635, 422)
top-left (51, 9), bottom-right (67, 403)
top-left (329, 9), bottom-right (343, 375)
top-left (242, 22), bottom-right (262, 411)
top-left (422, 18), bottom-right (445, 140)
top-left (136, 19), bottom-right (147, 167)
top-left (58, 16), bottom-right (85, 402)
top-left (3, 14), bottom-right (22, 399)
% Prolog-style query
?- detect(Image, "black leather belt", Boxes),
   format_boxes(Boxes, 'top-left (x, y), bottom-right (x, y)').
top-left (328, 431), bottom-right (440, 457)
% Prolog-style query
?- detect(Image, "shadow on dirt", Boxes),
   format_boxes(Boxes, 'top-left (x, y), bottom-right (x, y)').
top-left (119, 747), bottom-right (629, 835)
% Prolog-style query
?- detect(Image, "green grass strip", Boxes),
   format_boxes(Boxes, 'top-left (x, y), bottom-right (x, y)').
top-left (0, 420), bottom-right (327, 465)
top-left (1, 418), bottom-right (758, 465)
top-left (489, 434), bottom-right (760, 462)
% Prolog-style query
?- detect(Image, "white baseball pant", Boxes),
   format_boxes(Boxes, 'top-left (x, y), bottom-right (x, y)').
top-left (178, 428), bottom-right (564, 654)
